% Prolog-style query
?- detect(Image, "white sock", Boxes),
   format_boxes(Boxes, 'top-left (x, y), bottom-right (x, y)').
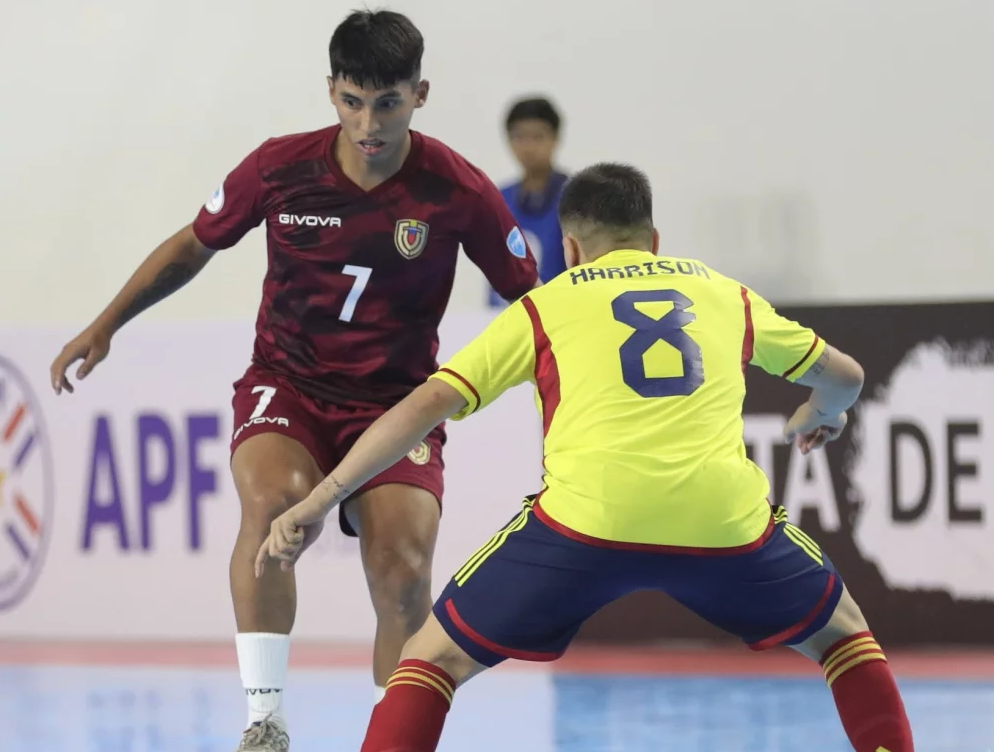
top-left (236, 633), bottom-right (291, 729)
top-left (374, 685), bottom-right (387, 704)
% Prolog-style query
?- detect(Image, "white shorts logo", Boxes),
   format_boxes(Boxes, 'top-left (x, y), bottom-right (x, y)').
top-left (205, 184), bottom-right (225, 215)
top-left (232, 416), bottom-right (289, 442)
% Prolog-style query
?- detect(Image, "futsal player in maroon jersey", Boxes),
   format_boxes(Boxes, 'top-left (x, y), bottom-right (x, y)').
top-left (49, 10), bottom-right (539, 751)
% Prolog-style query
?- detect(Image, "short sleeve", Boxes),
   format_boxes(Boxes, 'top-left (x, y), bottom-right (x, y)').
top-left (192, 145), bottom-right (265, 250)
top-left (461, 177), bottom-right (540, 302)
top-left (746, 287), bottom-right (826, 381)
top-left (429, 299), bottom-right (537, 420)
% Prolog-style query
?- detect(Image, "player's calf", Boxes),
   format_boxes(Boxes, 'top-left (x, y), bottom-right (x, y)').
top-left (364, 543), bottom-right (435, 699)
top-left (361, 614), bottom-right (487, 752)
top-left (230, 434), bottom-right (326, 747)
top-left (231, 440), bottom-right (322, 634)
top-left (363, 537), bottom-right (433, 630)
top-left (348, 484), bottom-right (440, 694)
top-left (794, 586), bottom-right (914, 752)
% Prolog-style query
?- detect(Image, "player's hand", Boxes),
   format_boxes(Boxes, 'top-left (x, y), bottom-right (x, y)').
top-left (254, 504), bottom-right (327, 577)
top-left (50, 325), bottom-right (113, 395)
top-left (784, 401), bottom-right (848, 455)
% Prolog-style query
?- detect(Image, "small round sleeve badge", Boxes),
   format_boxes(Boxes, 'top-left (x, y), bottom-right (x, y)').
top-left (506, 226), bottom-right (528, 258)
top-left (205, 184), bottom-right (225, 215)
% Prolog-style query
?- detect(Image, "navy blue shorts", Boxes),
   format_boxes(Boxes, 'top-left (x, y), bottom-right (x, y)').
top-left (433, 497), bottom-right (843, 667)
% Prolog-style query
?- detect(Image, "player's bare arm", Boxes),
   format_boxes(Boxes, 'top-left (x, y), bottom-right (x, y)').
top-left (50, 224), bottom-right (214, 394)
top-left (784, 344), bottom-right (865, 454)
top-left (254, 379), bottom-right (468, 574)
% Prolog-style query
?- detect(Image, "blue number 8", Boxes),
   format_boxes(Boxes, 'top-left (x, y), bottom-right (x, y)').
top-left (612, 289), bottom-right (705, 398)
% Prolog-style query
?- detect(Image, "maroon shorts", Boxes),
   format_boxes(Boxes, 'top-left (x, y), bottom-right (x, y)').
top-left (230, 367), bottom-right (445, 537)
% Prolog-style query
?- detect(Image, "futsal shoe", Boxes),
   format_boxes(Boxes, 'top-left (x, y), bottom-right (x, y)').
top-left (235, 716), bottom-right (289, 752)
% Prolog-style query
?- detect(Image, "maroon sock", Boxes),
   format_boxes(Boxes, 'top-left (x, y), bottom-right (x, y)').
top-left (360, 659), bottom-right (455, 752)
top-left (821, 632), bottom-right (914, 752)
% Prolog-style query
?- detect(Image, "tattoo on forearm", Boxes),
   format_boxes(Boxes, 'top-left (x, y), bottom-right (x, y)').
top-left (808, 348), bottom-right (830, 377)
top-left (116, 262), bottom-right (200, 328)
top-left (321, 476), bottom-right (351, 504)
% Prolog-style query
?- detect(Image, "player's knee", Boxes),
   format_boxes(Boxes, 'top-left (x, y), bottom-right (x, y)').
top-left (400, 615), bottom-right (483, 687)
top-left (365, 543), bottom-right (433, 621)
top-left (237, 470), bottom-right (314, 537)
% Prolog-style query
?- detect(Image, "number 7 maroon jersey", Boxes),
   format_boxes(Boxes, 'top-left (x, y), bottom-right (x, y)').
top-left (192, 125), bottom-right (539, 406)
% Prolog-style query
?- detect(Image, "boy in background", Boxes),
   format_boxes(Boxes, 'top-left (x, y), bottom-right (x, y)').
top-left (488, 97), bottom-right (568, 307)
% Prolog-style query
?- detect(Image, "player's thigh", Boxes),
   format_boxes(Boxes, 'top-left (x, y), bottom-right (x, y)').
top-left (433, 497), bottom-right (623, 669)
top-left (340, 429), bottom-right (444, 539)
top-left (664, 507), bottom-right (844, 652)
top-left (230, 376), bottom-right (328, 532)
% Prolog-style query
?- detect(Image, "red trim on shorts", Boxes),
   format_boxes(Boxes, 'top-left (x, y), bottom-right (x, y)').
top-left (740, 286), bottom-right (755, 374)
top-left (783, 336), bottom-right (821, 379)
top-left (444, 599), bottom-right (562, 662)
top-left (533, 499), bottom-right (776, 556)
top-left (437, 368), bottom-right (481, 413)
top-left (521, 297), bottom-right (561, 437)
top-left (748, 572), bottom-right (838, 651)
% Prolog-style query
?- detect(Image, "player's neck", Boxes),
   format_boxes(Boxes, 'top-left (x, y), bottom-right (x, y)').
top-left (521, 166), bottom-right (554, 195)
top-left (335, 131), bottom-right (413, 191)
top-left (580, 245), bottom-right (648, 265)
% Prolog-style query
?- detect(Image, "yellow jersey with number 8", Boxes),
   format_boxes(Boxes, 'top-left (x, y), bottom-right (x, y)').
top-left (431, 249), bottom-right (825, 549)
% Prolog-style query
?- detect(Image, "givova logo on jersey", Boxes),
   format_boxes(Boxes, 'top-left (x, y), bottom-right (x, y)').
top-left (0, 356), bottom-right (54, 611)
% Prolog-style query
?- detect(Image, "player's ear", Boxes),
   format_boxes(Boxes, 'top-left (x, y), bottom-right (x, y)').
top-left (326, 75), bottom-right (336, 103)
top-left (562, 234), bottom-right (581, 269)
top-left (414, 80), bottom-right (430, 108)
top-left (651, 228), bottom-right (660, 255)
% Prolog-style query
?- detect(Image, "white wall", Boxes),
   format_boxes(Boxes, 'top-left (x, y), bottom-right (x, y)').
top-left (2, 0), bottom-right (992, 327)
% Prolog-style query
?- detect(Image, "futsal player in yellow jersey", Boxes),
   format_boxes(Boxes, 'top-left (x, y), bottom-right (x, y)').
top-left (257, 164), bottom-right (915, 752)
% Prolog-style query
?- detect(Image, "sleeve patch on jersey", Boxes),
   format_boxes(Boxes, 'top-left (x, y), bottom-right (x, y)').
top-left (507, 226), bottom-right (528, 258)
top-left (205, 184), bottom-right (225, 214)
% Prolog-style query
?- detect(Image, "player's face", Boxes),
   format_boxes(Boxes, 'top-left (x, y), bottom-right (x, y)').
top-left (508, 119), bottom-right (558, 173)
top-left (328, 76), bottom-right (429, 161)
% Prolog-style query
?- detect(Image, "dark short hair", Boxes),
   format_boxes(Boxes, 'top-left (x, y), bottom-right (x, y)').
top-left (559, 163), bottom-right (653, 244)
top-left (328, 9), bottom-right (424, 89)
top-left (505, 97), bottom-right (562, 134)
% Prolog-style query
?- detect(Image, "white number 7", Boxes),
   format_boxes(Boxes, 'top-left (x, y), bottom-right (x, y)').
top-left (340, 265), bottom-right (372, 322)
top-left (249, 386), bottom-right (277, 419)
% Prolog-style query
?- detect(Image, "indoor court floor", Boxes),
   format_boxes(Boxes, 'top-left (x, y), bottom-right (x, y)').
top-left (2, 642), bottom-right (992, 751)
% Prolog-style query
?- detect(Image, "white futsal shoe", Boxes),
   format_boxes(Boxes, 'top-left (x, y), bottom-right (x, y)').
top-left (236, 716), bottom-right (290, 752)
